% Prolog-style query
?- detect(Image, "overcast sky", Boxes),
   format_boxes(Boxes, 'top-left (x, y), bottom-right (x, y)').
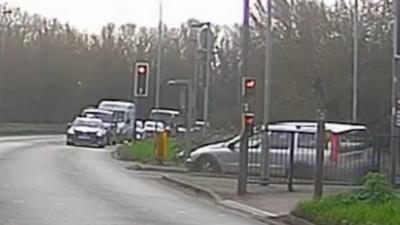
top-left (4, 0), bottom-right (249, 33)
top-left (5, 0), bottom-right (338, 33)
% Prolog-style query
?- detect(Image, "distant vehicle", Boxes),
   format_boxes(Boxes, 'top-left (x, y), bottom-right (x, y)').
top-left (66, 117), bottom-right (107, 148)
top-left (98, 100), bottom-right (136, 142)
top-left (143, 120), bottom-right (165, 138)
top-left (135, 120), bottom-right (144, 140)
top-left (81, 108), bottom-right (117, 145)
top-left (149, 109), bottom-right (181, 130)
top-left (186, 122), bottom-right (375, 181)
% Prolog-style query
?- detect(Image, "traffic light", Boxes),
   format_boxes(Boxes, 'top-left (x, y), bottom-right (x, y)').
top-left (244, 113), bottom-right (255, 126)
top-left (134, 62), bottom-right (150, 97)
top-left (242, 77), bottom-right (256, 98)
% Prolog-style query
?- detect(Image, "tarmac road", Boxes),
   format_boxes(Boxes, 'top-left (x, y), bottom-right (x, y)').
top-left (0, 136), bottom-right (266, 225)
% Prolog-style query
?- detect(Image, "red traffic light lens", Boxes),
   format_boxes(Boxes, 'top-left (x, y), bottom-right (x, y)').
top-left (137, 66), bottom-right (147, 75)
top-left (244, 114), bottom-right (255, 126)
top-left (245, 79), bottom-right (256, 89)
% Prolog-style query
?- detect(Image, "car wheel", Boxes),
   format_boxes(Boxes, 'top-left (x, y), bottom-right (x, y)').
top-left (66, 140), bottom-right (73, 146)
top-left (98, 143), bottom-right (106, 148)
top-left (195, 156), bottom-right (222, 173)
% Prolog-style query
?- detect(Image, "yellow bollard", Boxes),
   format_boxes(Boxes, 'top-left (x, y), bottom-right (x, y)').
top-left (154, 131), bottom-right (169, 162)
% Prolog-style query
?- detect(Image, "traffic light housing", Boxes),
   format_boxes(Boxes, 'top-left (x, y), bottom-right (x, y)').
top-left (134, 62), bottom-right (150, 97)
top-left (244, 113), bottom-right (255, 126)
top-left (242, 77), bottom-right (256, 98)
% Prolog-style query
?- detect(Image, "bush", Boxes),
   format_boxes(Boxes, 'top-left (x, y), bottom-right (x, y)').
top-left (293, 173), bottom-right (400, 225)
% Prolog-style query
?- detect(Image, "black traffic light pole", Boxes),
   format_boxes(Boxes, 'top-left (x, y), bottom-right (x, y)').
top-left (238, 114), bottom-right (251, 195)
top-left (237, 0), bottom-right (251, 196)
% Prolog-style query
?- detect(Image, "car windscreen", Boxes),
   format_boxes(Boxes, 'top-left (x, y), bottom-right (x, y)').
top-left (149, 112), bottom-right (175, 124)
top-left (83, 112), bottom-right (112, 123)
top-left (73, 119), bottom-right (102, 128)
top-left (112, 111), bottom-right (125, 122)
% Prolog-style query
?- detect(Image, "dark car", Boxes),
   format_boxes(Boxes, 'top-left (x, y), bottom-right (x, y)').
top-left (66, 117), bottom-right (108, 148)
top-left (81, 108), bottom-right (117, 145)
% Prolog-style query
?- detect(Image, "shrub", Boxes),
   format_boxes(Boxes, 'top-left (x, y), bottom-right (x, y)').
top-left (293, 173), bottom-right (400, 225)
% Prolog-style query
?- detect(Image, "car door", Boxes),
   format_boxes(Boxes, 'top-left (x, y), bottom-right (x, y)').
top-left (222, 134), bottom-right (261, 174)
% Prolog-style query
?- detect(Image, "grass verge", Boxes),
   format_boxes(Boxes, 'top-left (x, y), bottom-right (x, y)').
top-left (116, 138), bottom-right (181, 164)
top-left (292, 173), bottom-right (400, 225)
top-left (0, 123), bottom-right (66, 136)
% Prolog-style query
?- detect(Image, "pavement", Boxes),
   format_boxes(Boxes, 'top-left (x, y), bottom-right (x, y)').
top-left (0, 135), bottom-right (267, 225)
top-left (158, 171), bottom-right (355, 217)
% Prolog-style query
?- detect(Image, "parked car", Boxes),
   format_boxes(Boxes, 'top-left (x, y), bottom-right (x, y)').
top-left (135, 120), bottom-right (144, 140)
top-left (66, 117), bottom-right (108, 148)
top-left (186, 122), bottom-right (376, 182)
top-left (81, 108), bottom-right (117, 145)
top-left (143, 120), bottom-right (165, 138)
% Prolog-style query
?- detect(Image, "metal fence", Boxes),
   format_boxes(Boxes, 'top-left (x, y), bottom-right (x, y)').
top-left (247, 128), bottom-right (381, 185)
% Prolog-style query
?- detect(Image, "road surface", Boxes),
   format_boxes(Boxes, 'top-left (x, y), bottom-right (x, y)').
top-left (0, 136), bottom-right (265, 225)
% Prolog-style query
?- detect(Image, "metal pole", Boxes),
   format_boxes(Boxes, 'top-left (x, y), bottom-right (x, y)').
top-left (203, 25), bottom-right (211, 136)
top-left (260, 0), bottom-right (273, 185)
top-left (185, 84), bottom-right (193, 158)
top-left (391, 61), bottom-right (398, 186)
top-left (288, 132), bottom-right (295, 192)
top-left (237, 0), bottom-right (250, 196)
top-left (155, 0), bottom-right (163, 109)
top-left (390, 0), bottom-right (399, 186)
top-left (314, 109), bottom-right (325, 198)
top-left (352, 0), bottom-right (359, 123)
top-left (238, 115), bottom-right (250, 195)
top-left (193, 46), bottom-right (198, 125)
top-left (242, 0), bottom-right (250, 113)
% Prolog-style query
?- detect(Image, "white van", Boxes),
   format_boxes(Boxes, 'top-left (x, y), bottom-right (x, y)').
top-left (98, 100), bottom-right (136, 142)
top-left (149, 109), bottom-right (181, 130)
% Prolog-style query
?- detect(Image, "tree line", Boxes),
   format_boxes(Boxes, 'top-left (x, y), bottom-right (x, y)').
top-left (0, 0), bottom-right (393, 134)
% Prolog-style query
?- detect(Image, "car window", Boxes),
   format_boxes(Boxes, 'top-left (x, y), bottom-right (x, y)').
top-left (339, 130), bottom-right (372, 153)
top-left (73, 119), bottom-right (102, 128)
top-left (83, 111), bottom-right (112, 123)
top-left (269, 132), bottom-right (291, 149)
top-left (113, 111), bottom-right (126, 122)
top-left (298, 133), bottom-right (316, 148)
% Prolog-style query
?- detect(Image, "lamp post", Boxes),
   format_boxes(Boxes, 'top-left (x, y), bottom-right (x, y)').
top-left (352, 0), bottom-right (359, 123)
top-left (168, 79), bottom-right (193, 158)
top-left (190, 22), bottom-right (212, 136)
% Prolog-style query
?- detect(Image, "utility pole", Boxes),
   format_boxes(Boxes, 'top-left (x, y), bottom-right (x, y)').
top-left (261, 0), bottom-right (273, 185)
top-left (352, 0), bottom-right (359, 123)
top-left (155, 0), bottom-right (163, 109)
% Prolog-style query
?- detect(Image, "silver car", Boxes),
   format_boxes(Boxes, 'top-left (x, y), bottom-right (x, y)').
top-left (186, 122), bottom-right (376, 181)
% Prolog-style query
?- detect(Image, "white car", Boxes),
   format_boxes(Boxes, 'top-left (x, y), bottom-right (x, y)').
top-left (143, 121), bottom-right (165, 138)
top-left (66, 117), bottom-right (108, 148)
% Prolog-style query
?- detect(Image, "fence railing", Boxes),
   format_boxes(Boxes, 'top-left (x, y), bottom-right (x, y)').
top-left (247, 129), bottom-right (383, 186)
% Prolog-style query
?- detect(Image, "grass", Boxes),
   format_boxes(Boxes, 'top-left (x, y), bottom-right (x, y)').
top-left (293, 173), bottom-right (400, 225)
top-left (0, 123), bottom-right (66, 136)
top-left (117, 138), bottom-right (181, 164)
